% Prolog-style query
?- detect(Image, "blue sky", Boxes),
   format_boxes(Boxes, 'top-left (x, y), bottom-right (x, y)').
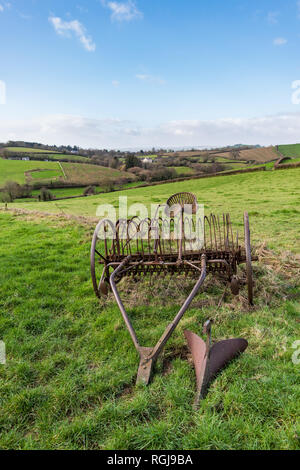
top-left (1, 0), bottom-right (300, 148)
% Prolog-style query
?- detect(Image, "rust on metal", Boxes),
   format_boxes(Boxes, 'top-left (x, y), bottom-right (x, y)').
top-left (185, 320), bottom-right (248, 407)
top-left (90, 192), bottom-right (255, 387)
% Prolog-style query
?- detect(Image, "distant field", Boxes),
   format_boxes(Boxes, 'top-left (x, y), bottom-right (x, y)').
top-left (29, 169), bottom-right (62, 180)
top-left (7, 167), bottom-right (300, 252)
top-left (163, 147), bottom-right (278, 163)
top-left (172, 166), bottom-right (195, 175)
top-left (2, 147), bottom-right (90, 163)
top-left (278, 144), bottom-right (300, 158)
top-left (61, 162), bottom-right (134, 185)
top-left (162, 150), bottom-right (208, 158)
top-left (0, 158), bottom-right (135, 187)
top-left (41, 154), bottom-right (90, 163)
top-left (3, 147), bottom-right (55, 153)
top-left (0, 158), bottom-right (62, 185)
top-left (227, 147), bottom-right (277, 163)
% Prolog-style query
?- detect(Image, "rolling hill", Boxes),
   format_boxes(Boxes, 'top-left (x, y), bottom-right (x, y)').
top-left (0, 158), bottom-right (134, 187)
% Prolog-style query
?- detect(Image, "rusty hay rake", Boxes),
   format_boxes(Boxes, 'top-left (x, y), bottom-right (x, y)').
top-left (91, 192), bottom-right (255, 389)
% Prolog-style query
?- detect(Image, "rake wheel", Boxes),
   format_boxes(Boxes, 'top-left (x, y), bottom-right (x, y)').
top-left (91, 219), bottom-right (115, 298)
top-left (244, 212), bottom-right (253, 305)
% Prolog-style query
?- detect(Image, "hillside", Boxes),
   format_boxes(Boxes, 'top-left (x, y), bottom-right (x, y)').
top-left (0, 167), bottom-right (299, 450)
top-left (2, 147), bottom-right (90, 163)
top-left (6, 167), bottom-right (300, 252)
top-left (0, 157), bottom-right (134, 187)
top-left (278, 143), bottom-right (300, 158)
top-left (216, 146), bottom-right (278, 163)
top-left (0, 158), bottom-right (62, 185)
top-left (61, 162), bottom-right (133, 185)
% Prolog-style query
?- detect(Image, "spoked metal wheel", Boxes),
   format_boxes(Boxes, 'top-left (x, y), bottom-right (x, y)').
top-left (244, 212), bottom-right (254, 305)
top-left (91, 219), bottom-right (115, 298)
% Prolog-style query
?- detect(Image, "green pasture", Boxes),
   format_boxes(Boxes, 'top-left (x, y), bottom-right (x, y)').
top-left (0, 158), bottom-right (61, 186)
top-left (0, 165), bottom-right (299, 449)
top-left (278, 144), bottom-right (300, 158)
top-left (6, 168), bottom-right (300, 253)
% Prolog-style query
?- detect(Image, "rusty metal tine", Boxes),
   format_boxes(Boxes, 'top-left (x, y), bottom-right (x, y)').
top-left (148, 255), bottom-right (206, 362)
top-left (110, 256), bottom-right (140, 351)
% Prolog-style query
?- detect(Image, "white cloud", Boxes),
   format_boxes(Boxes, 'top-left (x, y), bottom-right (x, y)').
top-left (49, 17), bottom-right (96, 52)
top-left (2, 112), bottom-right (300, 148)
top-left (136, 74), bottom-right (166, 85)
top-left (267, 11), bottom-right (279, 24)
top-left (102, 1), bottom-right (143, 22)
top-left (273, 37), bottom-right (287, 46)
top-left (0, 2), bottom-right (11, 12)
top-left (112, 80), bottom-right (120, 87)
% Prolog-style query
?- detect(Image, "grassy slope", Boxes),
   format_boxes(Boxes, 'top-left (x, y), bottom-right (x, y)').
top-left (0, 158), bottom-right (62, 185)
top-left (3, 147), bottom-right (90, 163)
top-left (7, 168), bottom-right (300, 253)
top-left (61, 162), bottom-right (133, 185)
top-left (0, 158), bottom-right (134, 187)
top-left (0, 171), bottom-right (299, 448)
top-left (4, 147), bottom-right (55, 153)
top-left (278, 144), bottom-right (300, 158)
top-left (172, 166), bottom-right (195, 175)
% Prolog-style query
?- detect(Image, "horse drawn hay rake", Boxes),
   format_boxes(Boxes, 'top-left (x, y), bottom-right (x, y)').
top-left (91, 192), bottom-right (254, 387)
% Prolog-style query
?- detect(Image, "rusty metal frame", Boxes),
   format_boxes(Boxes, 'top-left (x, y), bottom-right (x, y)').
top-left (90, 193), bottom-right (256, 386)
top-left (110, 254), bottom-right (207, 384)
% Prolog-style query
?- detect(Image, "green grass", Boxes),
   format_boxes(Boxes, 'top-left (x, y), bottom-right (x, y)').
top-left (0, 158), bottom-right (133, 187)
top-left (0, 158), bottom-right (62, 186)
top-left (40, 154), bottom-right (90, 163)
top-left (172, 166), bottom-right (195, 175)
top-left (278, 144), bottom-right (300, 158)
top-left (7, 168), bottom-right (300, 253)
top-left (3, 147), bottom-right (91, 163)
top-left (0, 168), bottom-right (299, 449)
top-left (3, 147), bottom-right (55, 153)
top-left (0, 203), bottom-right (299, 449)
top-left (30, 170), bottom-right (63, 180)
top-left (60, 162), bottom-right (133, 186)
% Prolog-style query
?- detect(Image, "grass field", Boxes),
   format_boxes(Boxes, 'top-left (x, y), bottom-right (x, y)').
top-left (162, 147), bottom-right (278, 164)
top-left (29, 169), bottom-right (63, 180)
top-left (0, 158), bottom-right (62, 186)
top-left (6, 168), bottom-right (300, 252)
top-left (0, 158), bottom-right (134, 187)
top-left (217, 147), bottom-right (278, 163)
top-left (3, 147), bottom-right (55, 153)
top-left (0, 168), bottom-right (299, 450)
top-left (172, 166), bottom-right (195, 175)
top-left (278, 144), bottom-right (300, 158)
top-left (2, 147), bottom-right (90, 163)
top-left (61, 162), bottom-right (133, 185)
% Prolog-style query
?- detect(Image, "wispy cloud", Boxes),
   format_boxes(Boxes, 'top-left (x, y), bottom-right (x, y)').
top-left (273, 37), bottom-right (287, 46)
top-left (112, 80), bottom-right (120, 87)
top-left (0, 2), bottom-right (10, 12)
top-left (136, 74), bottom-right (166, 85)
top-left (49, 17), bottom-right (96, 52)
top-left (2, 112), bottom-right (300, 148)
top-left (102, 1), bottom-right (143, 22)
top-left (267, 11), bottom-right (279, 24)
